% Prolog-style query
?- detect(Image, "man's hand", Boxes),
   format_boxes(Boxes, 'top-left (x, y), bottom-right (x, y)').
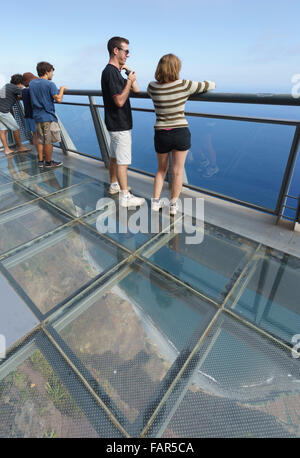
top-left (127, 71), bottom-right (136, 83)
top-left (53, 85), bottom-right (67, 103)
top-left (122, 64), bottom-right (131, 72)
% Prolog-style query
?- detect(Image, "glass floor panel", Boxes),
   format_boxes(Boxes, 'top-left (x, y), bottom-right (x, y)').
top-left (0, 343), bottom-right (104, 438)
top-left (0, 182), bottom-right (37, 213)
top-left (2, 221), bottom-right (129, 316)
top-left (0, 174), bottom-right (12, 187)
top-left (45, 180), bottom-right (109, 217)
top-left (141, 221), bottom-right (258, 303)
top-left (0, 201), bottom-right (71, 256)
top-left (0, 153), bottom-right (43, 180)
top-left (82, 201), bottom-right (175, 251)
top-left (54, 260), bottom-right (217, 431)
top-left (149, 313), bottom-right (300, 438)
top-left (0, 272), bottom-right (39, 349)
top-left (225, 246), bottom-right (300, 345)
top-left (20, 168), bottom-right (91, 197)
top-left (0, 157), bottom-right (299, 438)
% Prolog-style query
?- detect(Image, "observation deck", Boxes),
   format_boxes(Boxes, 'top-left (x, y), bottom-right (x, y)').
top-left (0, 90), bottom-right (300, 438)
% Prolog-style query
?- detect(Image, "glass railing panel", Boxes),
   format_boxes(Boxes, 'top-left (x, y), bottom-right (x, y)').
top-left (0, 182), bottom-right (37, 213)
top-left (131, 110), bottom-right (157, 174)
top-left (2, 222), bottom-right (129, 316)
top-left (54, 260), bottom-right (217, 429)
top-left (149, 313), bottom-right (300, 438)
top-left (187, 117), bottom-right (295, 210)
top-left (0, 346), bottom-right (99, 438)
top-left (96, 107), bottom-right (158, 174)
top-left (0, 201), bottom-right (71, 255)
top-left (225, 246), bottom-right (300, 345)
top-left (20, 167), bottom-right (91, 197)
top-left (140, 220), bottom-right (258, 303)
top-left (55, 104), bottom-right (101, 158)
top-left (45, 180), bottom-right (108, 218)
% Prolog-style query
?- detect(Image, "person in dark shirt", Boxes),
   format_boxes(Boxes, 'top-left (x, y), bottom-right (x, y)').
top-left (29, 62), bottom-right (66, 168)
top-left (22, 72), bottom-right (40, 155)
top-left (101, 36), bottom-right (145, 208)
top-left (0, 74), bottom-right (31, 155)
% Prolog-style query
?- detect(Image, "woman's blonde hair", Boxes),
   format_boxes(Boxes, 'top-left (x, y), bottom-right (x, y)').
top-left (155, 54), bottom-right (181, 84)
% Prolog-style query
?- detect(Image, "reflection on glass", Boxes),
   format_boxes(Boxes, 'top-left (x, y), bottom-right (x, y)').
top-left (57, 262), bottom-right (216, 425)
top-left (226, 247), bottom-right (300, 344)
top-left (20, 167), bottom-right (90, 197)
top-left (0, 182), bottom-right (36, 213)
top-left (0, 201), bottom-right (70, 255)
top-left (0, 350), bottom-right (97, 438)
top-left (143, 222), bottom-right (258, 303)
top-left (83, 198), bottom-right (167, 251)
top-left (0, 153), bottom-right (41, 181)
top-left (0, 174), bottom-right (12, 187)
top-left (3, 223), bottom-right (128, 315)
top-left (159, 314), bottom-right (300, 438)
top-left (46, 180), bottom-right (108, 217)
top-left (186, 118), bottom-right (295, 210)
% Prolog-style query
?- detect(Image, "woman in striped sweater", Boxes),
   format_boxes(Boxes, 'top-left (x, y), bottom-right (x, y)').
top-left (147, 54), bottom-right (216, 215)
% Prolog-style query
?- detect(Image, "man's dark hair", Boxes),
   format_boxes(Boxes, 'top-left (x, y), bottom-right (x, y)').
top-left (36, 61), bottom-right (54, 77)
top-left (10, 74), bottom-right (23, 85)
top-left (107, 37), bottom-right (129, 56)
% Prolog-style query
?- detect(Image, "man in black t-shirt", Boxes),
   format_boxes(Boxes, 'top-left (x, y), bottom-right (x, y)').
top-left (101, 36), bottom-right (145, 208)
top-left (0, 74), bottom-right (31, 155)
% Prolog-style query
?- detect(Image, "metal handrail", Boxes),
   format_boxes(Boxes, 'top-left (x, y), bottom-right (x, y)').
top-left (54, 90), bottom-right (300, 224)
top-left (64, 89), bottom-right (300, 106)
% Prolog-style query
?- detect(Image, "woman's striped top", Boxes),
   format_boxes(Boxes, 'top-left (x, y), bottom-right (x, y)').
top-left (147, 79), bottom-right (216, 129)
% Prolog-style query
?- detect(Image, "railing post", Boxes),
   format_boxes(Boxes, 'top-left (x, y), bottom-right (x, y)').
top-left (88, 96), bottom-right (110, 168)
top-left (295, 194), bottom-right (300, 224)
top-left (275, 125), bottom-right (300, 224)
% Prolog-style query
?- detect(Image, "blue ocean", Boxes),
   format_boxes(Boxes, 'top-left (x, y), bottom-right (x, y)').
top-left (55, 95), bottom-right (300, 220)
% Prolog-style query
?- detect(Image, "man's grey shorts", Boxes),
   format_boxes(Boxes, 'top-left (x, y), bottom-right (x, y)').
top-left (0, 112), bottom-right (19, 131)
top-left (109, 130), bottom-right (132, 165)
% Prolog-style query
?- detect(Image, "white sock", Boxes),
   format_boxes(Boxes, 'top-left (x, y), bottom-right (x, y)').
top-left (111, 181), bottom-right (119, 187)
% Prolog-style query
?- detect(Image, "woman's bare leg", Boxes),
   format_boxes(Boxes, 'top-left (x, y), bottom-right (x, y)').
top-left (153, 152), bottom-right (169, 199)
top-left (170, 149), bottom-right (189, 201)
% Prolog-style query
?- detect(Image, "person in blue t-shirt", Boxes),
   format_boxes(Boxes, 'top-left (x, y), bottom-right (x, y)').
top-left (29, 61), bottom-right (67, 168)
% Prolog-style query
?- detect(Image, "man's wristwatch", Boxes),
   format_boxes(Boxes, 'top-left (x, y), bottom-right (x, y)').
top-left (125, 69), bottom-right (131, 76)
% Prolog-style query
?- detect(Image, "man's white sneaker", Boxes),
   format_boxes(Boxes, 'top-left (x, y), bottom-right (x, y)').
top-left (151, 199), bottom-right (165, 211)
top-left (120, 192), bottom-right (145, 207)
top-left (109, 183), bottom-right (121, 195)
top-left (169, 201), bottom-right (178, 216)
top-left (109, 183), bottom-right (131, 195)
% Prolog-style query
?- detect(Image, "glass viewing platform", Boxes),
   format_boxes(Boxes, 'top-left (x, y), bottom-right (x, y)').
top-left (0, 90), bottom-right (300, 438)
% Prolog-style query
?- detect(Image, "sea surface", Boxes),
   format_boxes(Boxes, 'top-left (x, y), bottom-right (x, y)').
top-left (55, 95), bottom-right (300, 220)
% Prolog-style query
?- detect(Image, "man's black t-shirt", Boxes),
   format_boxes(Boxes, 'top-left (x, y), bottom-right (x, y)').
top-left (0, 84), bottom-right (21, 113)
top-left (101, 64), bottom-right (132, 132)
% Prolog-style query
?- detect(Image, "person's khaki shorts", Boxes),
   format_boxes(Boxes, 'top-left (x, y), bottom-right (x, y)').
top-left (36, 121), bottom-right (61, 145)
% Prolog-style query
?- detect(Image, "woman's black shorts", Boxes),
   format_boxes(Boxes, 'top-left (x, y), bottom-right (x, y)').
top-left (154, 127), bottom-right (191, 154)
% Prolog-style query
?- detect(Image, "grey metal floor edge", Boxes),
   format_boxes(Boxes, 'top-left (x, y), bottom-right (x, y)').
top-left (0, 151), bottom-right (300, 438)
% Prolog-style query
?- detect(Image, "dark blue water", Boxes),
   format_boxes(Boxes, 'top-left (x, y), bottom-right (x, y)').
top-left (55, 98), bottom-right (300, 219)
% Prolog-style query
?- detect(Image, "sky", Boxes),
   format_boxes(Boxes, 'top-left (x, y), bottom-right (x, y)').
top-left (1, 0), bottom-right (300, 93)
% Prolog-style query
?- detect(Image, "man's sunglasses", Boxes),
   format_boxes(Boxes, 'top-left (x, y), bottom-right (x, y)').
top-left (117, 47), bottom-right (130, 55)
